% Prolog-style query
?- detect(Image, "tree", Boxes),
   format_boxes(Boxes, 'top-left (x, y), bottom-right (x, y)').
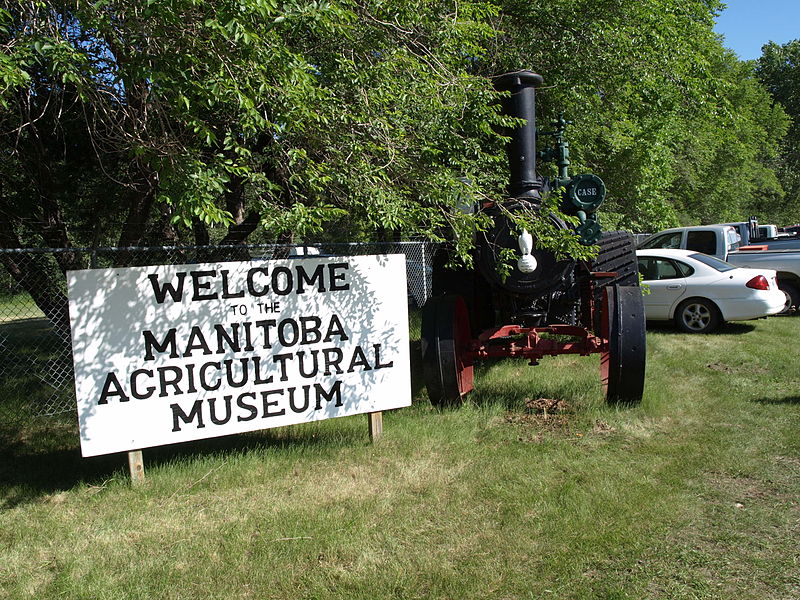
top-left (0, 0), bottom-right (794, 320)
top-left (0, 0), bottom-right (507, 249)
top-left (757, 40), bottom-right (800, 224)
top-left (0, 0), bottom-right (510, 328)
top-left (472, 0), bottom-right (789, 230)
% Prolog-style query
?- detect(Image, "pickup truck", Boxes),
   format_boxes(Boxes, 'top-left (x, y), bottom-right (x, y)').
top-left (638, 224), bottom-right (800, 312)
top-left (720, 220), bottom-right (800, 250)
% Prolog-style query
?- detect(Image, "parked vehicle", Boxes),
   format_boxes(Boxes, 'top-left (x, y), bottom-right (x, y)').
top-left (721, 219), bottom-right (800, 250)
top-left (637, 249), bottom-right (784, 333)
top-left (638, 224), bottom-right (800, 312)
top-left (424, 70), bottom-right (646, 407)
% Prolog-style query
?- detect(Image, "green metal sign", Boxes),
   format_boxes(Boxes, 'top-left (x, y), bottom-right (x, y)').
top-left (568, 173), bottom-right (605, 212)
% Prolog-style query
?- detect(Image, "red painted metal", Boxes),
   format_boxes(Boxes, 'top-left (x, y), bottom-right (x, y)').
top-left (463, 323), bottom-right (606, 366)
top-left (456, 269), bottom-right (613, 368)
top-left (453, 296), bottom-right (475, 396)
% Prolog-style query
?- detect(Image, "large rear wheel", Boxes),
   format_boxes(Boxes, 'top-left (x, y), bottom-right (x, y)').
top-left (601, 285), bottom-right (646, 404)
top-left (591, 231), bottom-right (640, 332)
top-left (421, 295), bottom-right (474, 407)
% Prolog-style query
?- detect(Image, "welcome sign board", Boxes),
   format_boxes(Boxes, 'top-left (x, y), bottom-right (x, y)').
top-left (68, 254), bottom-right (411, 457)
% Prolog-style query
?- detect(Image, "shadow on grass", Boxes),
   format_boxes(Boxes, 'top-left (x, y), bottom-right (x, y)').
top-left (454, 358), bottom-right (600, 412)
top-left (750, 396), bottom-right (800, 405)
top-left (0, 416), bottom-right (376, 509)
top-left (1, 338), bottom-right (428, 509)
top-left (645, 321), bottom-right (758, 335)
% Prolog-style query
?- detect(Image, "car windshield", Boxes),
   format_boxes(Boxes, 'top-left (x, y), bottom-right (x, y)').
top-left (688, 253), bottom-right (737, 272)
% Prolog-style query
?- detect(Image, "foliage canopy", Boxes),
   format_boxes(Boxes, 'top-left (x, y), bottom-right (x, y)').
top-left (0, 0), bottom-right (796, 254)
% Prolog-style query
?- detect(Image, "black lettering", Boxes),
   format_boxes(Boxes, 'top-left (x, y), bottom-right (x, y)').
top-left (143, 329), bottom-right (178, 360)
top-left (236, 392), bottom-right (258, 421)
top-left (148, 272), bottom-right (187, 304)
top-left (215, 323), bottom-right (241, 354)
top-left (261, 389), bottom-right (286, 417)
top-left (324, 314), bottom-right (348, 342)
top-left (98, 372), bottom-right (130, 404)
top-left (171, 400), bottom-right (205, 431)
top-left (224, 358), bottom-right (249, 388)
top-left (323, 348), bottom-right (344, 375)
top-left (295, 264), bottom-right (326, 293)
top-left (186, 363), bottom-right (198, 394)
top-left (347, 346), bottom-right (372, 373)
top-left (373, 344), bottom-right (394, 369)
top-left (273, 353), bottom-right (292, 381)
top-left (278, 318), bottom-right (299, 346)
top-left (288, 386), bottom-right (310, 413)
top-left (158, 366), bottom-right (183, 397)
top-left (300, 316), bottom-right (322, 344)
top-left (247, 267), bottom-right (270, 297)
top-left (254, 320), bottom-right (276, 348)
top-left (242, 322), bottom-right (254, 351)
top-left (208, 395), bottom-right (233, 425)
top-left (271, 266), bottom-right (293, 295)
top-left (220, 270), bottom-right (245, 299)
top-left (252, 357), bottom-right (274, 385)
top-left (199, 361), bottom-right (222, 390)
top-left (314, 380), bottom-right (343, 410)
top-left (130, 369), bottom-right (155, 400)
top-left (297, 350), bottom-right (319, 378)
top-left (190, 270), bottom-right (219, 301)
top-left (183, 327), bottom-right (212, 357)
top-left (328, 263), bottom-right (350, 291)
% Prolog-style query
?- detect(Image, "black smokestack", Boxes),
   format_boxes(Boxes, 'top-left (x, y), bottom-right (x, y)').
top-left (494, 70), bottom-right (544, 200)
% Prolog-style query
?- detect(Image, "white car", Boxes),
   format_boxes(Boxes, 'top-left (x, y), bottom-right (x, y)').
top-left (636, 248), bottom-right (785, 333)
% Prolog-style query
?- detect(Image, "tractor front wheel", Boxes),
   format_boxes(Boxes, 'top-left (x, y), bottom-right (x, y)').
top-left (421, 295), bottom-right (474, 407)
top-left (600, 285), bottom-right (646, 404)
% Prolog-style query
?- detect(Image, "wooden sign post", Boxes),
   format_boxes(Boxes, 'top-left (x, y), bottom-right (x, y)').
top-left (128, 450), bottom-right (145, 484)
top-left (368, 411), bottom-right (383, 441)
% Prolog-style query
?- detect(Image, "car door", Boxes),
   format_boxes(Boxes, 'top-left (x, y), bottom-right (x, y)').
top-left (638, 256), bottom-right (689, 319)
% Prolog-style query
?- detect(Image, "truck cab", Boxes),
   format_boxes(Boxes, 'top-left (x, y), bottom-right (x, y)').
top-left (638, 225), bottom-right (740, 260)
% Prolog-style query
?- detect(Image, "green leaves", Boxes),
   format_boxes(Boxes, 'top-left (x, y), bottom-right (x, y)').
top-left (1, 0), bottom-right (794, 251)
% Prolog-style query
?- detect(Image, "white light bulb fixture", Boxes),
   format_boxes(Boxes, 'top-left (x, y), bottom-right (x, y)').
top-left (517, 229), bottom-right (538, 273)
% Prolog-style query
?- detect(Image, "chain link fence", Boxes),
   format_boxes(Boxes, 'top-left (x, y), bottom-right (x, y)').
top-left (0, 241), bottom-right (433, 425)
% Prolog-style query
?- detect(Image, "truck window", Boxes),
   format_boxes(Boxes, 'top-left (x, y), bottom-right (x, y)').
top-left (686, 231), bottom-right (716, 255)
top-left (726, 229), bottom-right (741, 250)
top-left (639, 232), bottom-right (682, 249)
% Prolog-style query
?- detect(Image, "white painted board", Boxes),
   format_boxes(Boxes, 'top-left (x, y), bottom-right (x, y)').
top-left (67, 254), bottom-right (411, 457)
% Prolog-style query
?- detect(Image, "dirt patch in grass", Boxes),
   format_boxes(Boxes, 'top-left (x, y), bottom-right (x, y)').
top-left (524, 397), bottom-right (570, 414)
top-left (707, 362), bottom-right (769, 375)
top-left (498, 398), bottom-right (616, 443)
top-left (706, 471), bottom-right (797, 508)
top-left (500, 398), bottom-right (573, 442)
top-left (707, 472), bottom-right (773, 504)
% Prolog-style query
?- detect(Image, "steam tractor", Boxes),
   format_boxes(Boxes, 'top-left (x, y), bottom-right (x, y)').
top-left (421, 70), bottom-right (646, 406)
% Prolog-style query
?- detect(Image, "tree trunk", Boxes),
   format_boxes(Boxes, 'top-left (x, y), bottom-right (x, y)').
top-left (0, 218), bottom-right (71, 342)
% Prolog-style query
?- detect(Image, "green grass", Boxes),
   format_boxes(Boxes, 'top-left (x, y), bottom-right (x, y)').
top-left (1, 317), bottom-right (799, 599)
top-left (0, 292), bottom-right (45, 323)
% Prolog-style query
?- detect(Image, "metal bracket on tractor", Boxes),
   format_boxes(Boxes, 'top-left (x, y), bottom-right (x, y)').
top-left (421, 70), bottom-right (647, 408)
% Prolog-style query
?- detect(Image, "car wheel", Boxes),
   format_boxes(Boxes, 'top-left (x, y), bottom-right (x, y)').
top-left (675, 298), bottom-right (720, 333)
top-left (777, 281), bottom-right (800, 315)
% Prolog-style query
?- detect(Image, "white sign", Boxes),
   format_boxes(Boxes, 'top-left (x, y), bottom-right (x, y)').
top-left (67, 255), bottom-right (411, 457)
